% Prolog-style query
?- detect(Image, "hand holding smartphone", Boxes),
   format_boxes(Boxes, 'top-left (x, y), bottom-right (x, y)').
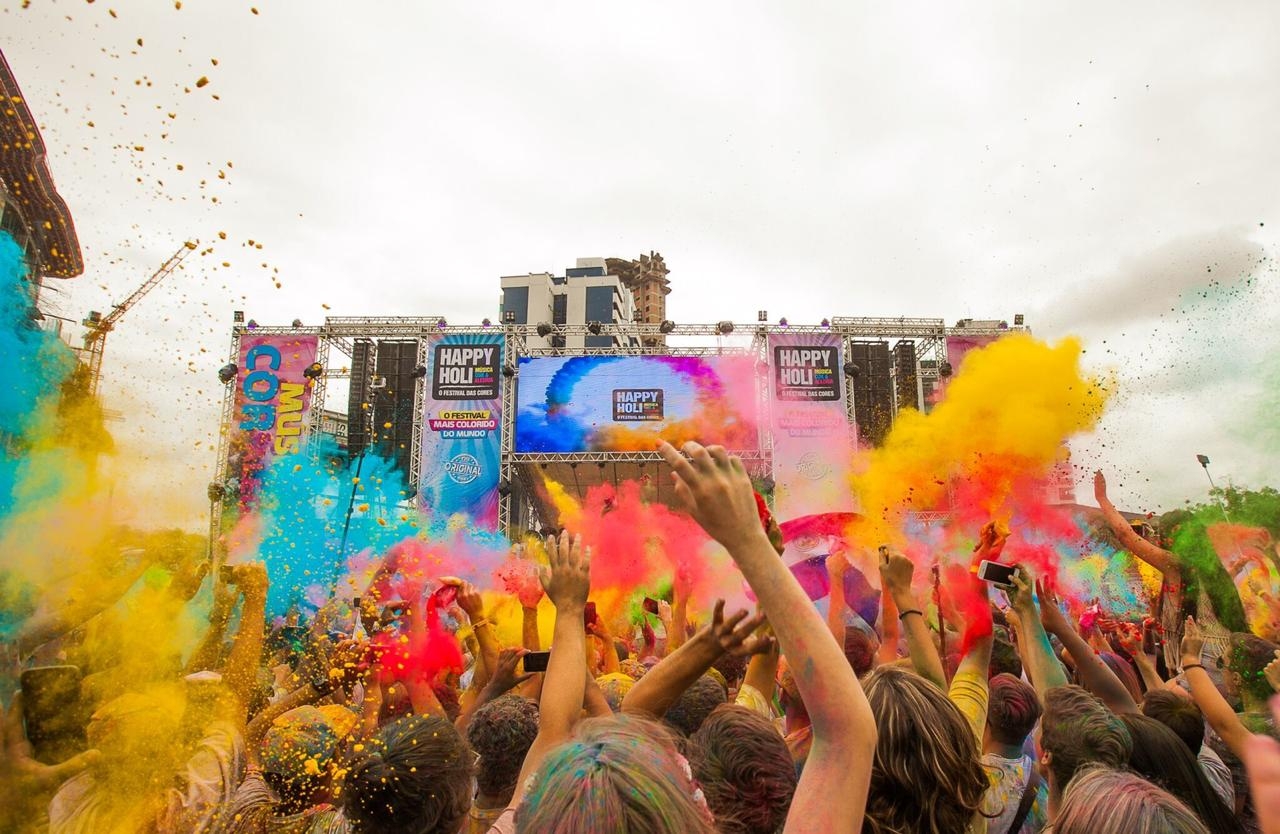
top-left (976, 560), bottom-right (1018, 588)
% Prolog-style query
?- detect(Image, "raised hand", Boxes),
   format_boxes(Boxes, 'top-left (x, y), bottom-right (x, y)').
top-left (1263, 650), bottom-right (1280, 694)
top-left (700, 599), bottom-right (774, 657)
top-left (442, 577), bottom-right (485, 622)
top-left (1036, 580), bottom-right (1074, 637)
top-left (656, 441), bottom-right (763, 551)
top-left (539, 532), bottom-right (590, 611)
top-left (1181, 616), bottom-right (1205, 670)
top-left (878, 548), bottom-right (916, 605)
top-left (1093, 470), bottom-right (1108, 503)
top-left (484, 647), bottom-right (535, 698)
top-left (1006, 566), bottom-right (1039, 619)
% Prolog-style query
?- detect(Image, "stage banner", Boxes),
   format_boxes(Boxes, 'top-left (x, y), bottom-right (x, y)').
top-left (767, 333), bottom-right (855, 522)
top-left (419, 334), bottom-right (503, 528)
top-left (514, 355), bottom-right (759, 453)
top-left (232, 334), bottom-right (319, 512)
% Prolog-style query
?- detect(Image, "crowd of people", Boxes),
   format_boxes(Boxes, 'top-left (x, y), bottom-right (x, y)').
top-left (2, 440), bottom-right (1278, 833)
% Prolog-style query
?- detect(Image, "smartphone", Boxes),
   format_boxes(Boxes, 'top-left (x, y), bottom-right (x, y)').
top-left (21, 666), bottom-right (87, 764)
top-left (523, 651), bottom-right (551, 673)
top-left (218, 564), bottom-right (235, 583)
top-left (976, 560), bottom-right (1017, 587)
top-left (583, 601), bottom-right (598, 629)
top-left (642, 597), bottom-right (660, 615)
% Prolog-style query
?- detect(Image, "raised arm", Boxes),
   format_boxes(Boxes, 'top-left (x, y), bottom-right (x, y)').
top-left (1094, 471), bottom-right (1177, 576)
top-left (1038, 582), bottom-right (1138, 714)
top-left (622, 600), bottom-right (770, 719)
top-left (223, 564), bottom-right (269, 709)
top-left (659, 441), bottom-right (875, 834)
top-left (1180, 616), bottom-right (1252, 758)
top-left (508, 533), bottom-right (591, 808)
top-left (1005, 568), bottom-right (1069, 704)
top-left (879, 550), bottom-right (946, 689)
top-left (827, 546), bottom-right (850, 644)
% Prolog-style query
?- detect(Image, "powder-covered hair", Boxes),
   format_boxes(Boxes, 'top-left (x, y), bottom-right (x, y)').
top-left (1120, 714), bottom-right (1242, 834)
top-left (843, 626), bottom-right (878, 677)
top-left (664, 673), bottom-right (727, 737)
top-left (342, 714), bottom-right (472, 834)
top-left (1040, 685), bottom-right (1132, 793)
top-left (467, 695), bottom-right (539, 800)
top-left (688, 704), bottom-right (797, 834)
top-left (1053, 767), bottom-right (1211, 834)
top-left (987, 673), bottom-right (1042, 748)
top-left (1227, 632), bottom-right (1279, 702)
top-left (861, 666), bottom-right (989, 834)
top-left (515, 715), bottom-right (718, 834)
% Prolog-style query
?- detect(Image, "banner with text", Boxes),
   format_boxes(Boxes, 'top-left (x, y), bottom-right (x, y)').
top-left (768, 333), bottom-right (855, 522)
top-left (514, 355), bottom-right (760, 453)
top-left (419, 334), bottom-right (504, 527)
top-left (231, 334), bottom-right (320, 512)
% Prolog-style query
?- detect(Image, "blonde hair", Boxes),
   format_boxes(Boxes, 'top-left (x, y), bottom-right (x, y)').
top-left (516, 715), bottom-right (717, 834)
top-left (1053, 768), bottom-right (1210, 834)
top-left (861, 666), bottom-right (989, 834)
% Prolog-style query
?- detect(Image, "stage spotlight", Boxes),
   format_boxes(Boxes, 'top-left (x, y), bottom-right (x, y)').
top-left (587, 321), bottom-right (603, 335)
top-left (778, 317), bottom-right (789, 327)
top-left (536, 322), bottom-right (553, 337)
top-left (498, 480), bottom-right (513, 497)
top-left (206, 482), bottom-right (225, 502)
top-left (233, 310), bottom-right (244, 323)
top-left (436, 318), bottom-right (448, 329)
top-left (503, 310), bottom-right (517, 324)
top-left (482, 317), bottom-right (492, 327)
top-left (939, 361), bottom-right (953, 378)
top-left (502, 364), bottom-right (516, 378)
top-left (659, 320), bottom-right (676, 333)
top-left (411, 365), bottom-right (428, 380)
top-left (820, 318), bottom-right (831, 328)
top-left (1014, 313), bottom-right (1025, 326)
top-left (757, 310), bottom-right (768, 322)
top-left (292, 318), bottom-right (303, 327)
top-left (218, 363), bottom-right (238, 384)
top-left (303, 362), bottom-right (324, 380)
top-left (246, 319), bottom-right (258, 329)
top-left (717, 320), bottom-right (735, 335)
top-left (842, 361), bottom-right (860, 379)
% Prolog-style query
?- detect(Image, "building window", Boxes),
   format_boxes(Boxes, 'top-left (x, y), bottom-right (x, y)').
top-left (552, 294), bottom-right (567, 325)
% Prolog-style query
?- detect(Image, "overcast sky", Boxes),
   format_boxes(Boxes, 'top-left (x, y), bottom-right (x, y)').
top-left (3, 0), bottom-right (1277, 530)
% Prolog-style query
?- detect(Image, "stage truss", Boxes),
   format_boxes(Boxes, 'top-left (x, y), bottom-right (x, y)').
top-left (208, 316), bottom-right (1025, 543)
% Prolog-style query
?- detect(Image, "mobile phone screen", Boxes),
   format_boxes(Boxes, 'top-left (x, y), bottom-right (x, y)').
top-left (21, 666), bottom-right (87, 764)
top-left (523, 651), bottom-right (551, 673)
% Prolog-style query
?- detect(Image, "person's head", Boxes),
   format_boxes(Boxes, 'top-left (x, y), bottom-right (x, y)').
top-left (710, 651), bottom-right (748, 694)
top-left (1225, 632), bottom-right (1279, 704)
top-left (1098, 652), bottom-right (1143, 704)
top-left (1141, 689), bottom-right (1206, 755)
top-left (466, 695), bottom-right (538, 803)
top-left (986, 673), bottom-right (1042, 749)
top-left (989, 632), bottom-right (1023, 680)
top-left (84, 684), bottom-right (185, 790)
top-left (261, 704), bottom-right (359, 810)
top-left (664, 673), bottom-right (727, 737)
top-left (596, 673), bottom-right (637, 712)
top-left (688, 705), bottom-right (797, 834)
top-left (862, 666), bottom-right (988, 834)
top-left (1119, 714), bottom-right (1241, 834)
top-left (515, 715), bottom-right (717, 834)
top-left (1053, 768), bottom-right (1210, 834)
top-left (342, 714), bottom-right (473, 834)
top-left (1039, 686), bottom-right (1132, 799)
top-left (843, 626), bottom-right (877, 677)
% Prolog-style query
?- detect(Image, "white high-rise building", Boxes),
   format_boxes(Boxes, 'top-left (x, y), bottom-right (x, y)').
top-left (500, 257), bottom-right (639, 351)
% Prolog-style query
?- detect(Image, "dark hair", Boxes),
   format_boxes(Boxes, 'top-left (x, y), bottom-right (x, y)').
top-left (1141, 690), bottom-right (1206, 755)
top-left (467, 695), bottom-right (538, 801)
top-left (342, 714), bottom-right (472, 834)
top-left (989, 633), bottom-right (1023, 680)
top-left (664, 674), bottom-right (727, 737)
top-left (1098, 652), bottom-right (1143, 703)
top-left (1227, 632), bottom-right (1279, 702)
top-left (689, 705), bottom-right (797, 834)
top-left (862, 666), bottom-right (989, 834)
top-left (987, 673), bottom-right (1042, 747)
top-left (711, 652), bottom-right (749, 691)
top-left (843, 627), bottom-right (877, 677)
top-left (1120, 714), bottom-right (1243, 834)
top-left (1040, 686), bottom-right (1132, 793)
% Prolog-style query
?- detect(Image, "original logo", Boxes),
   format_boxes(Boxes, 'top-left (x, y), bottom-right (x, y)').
top-left (443, 453), bottom-right (482, 485)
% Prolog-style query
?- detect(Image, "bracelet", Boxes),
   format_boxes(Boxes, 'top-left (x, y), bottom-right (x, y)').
top-left (1182, 663), bottom-right (1205, 673)
top-left (898, 609), bottom-right (924, 621)
top-left (470, 618), bottom-right (491, 630)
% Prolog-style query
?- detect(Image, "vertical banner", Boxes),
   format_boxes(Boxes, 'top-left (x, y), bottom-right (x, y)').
top-left (232, 334), bottom-right (319, 512)
top-left (419, 334), bottom-right (503, 528)
top-left (768, 333), bottom-right (855, 522)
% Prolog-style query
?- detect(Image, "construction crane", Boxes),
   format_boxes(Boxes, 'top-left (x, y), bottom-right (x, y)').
top-left (81, 240), bottom-right (198, 397)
